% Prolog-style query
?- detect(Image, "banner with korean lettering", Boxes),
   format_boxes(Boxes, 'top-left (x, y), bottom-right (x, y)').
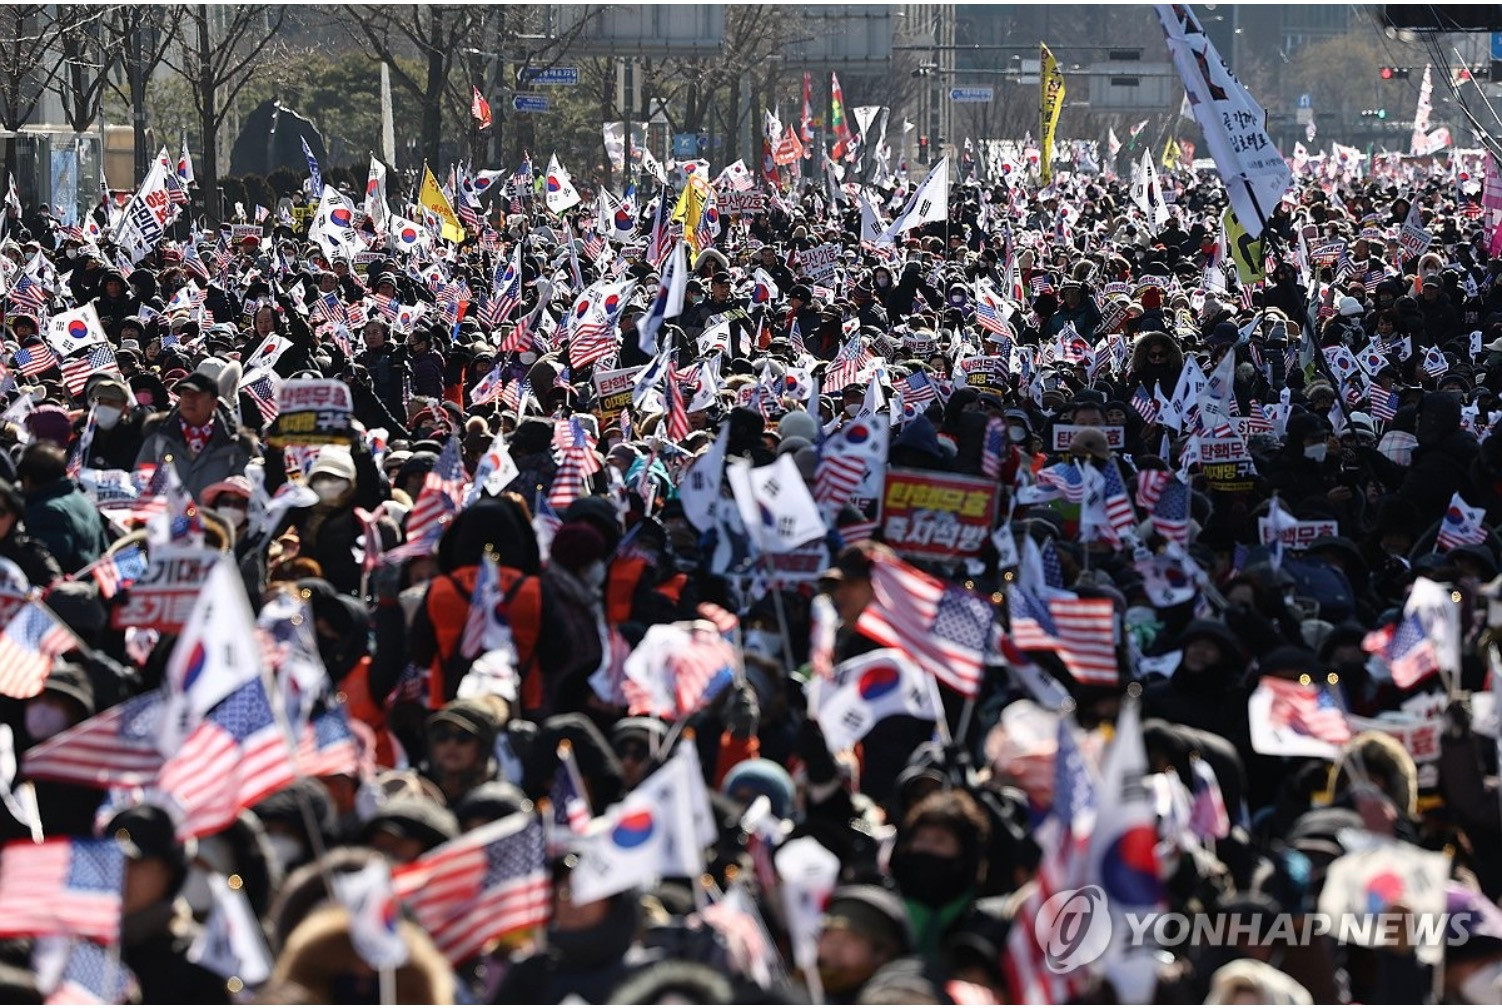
top-left (592, 366), bottom-right (644, 424)
top-left (955, 356), bottom-right (1010, 396)
top-left (1197, 435), bottom-right (1257, 492)
top-left (1156, 4), bottom-right (1290, 239)
top-left (1258, 517), bottom-right (1339, 552)
top-left (1039, 44), bottom-right (1065, 185)
top-left (881, 469), bottom-right (998, 559)
top-left (267, 379), bottom-right (355, 447)
top-left (113, 156), bottom-right (186, 263)
top-left (110, 545), bottom-right (219, 633)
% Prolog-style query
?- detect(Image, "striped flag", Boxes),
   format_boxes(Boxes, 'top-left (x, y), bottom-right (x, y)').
top-left (35, 937), bottom-right (139, 1004)
top-left (1261, 676), bottom-right (1351, 746)
top-left (981, 417), bottom-right (1007, 479)
top-left (622, 623), bottom-right (738, 720)
top-left (1369, 388), bottom-right (1401, 425)
top-left (856, 550), bottom-right (992, 697)
top-left (0, 603), bottom-right (75, 699)
top-left (1007, 588), bottom-right (1120, 686)
top-left (22, 691), bottom-right (166, 788)
top-left (391, 814), bottom-right (549, 964)
top-left (1151, 476), bottom-right (1191, 545)
top-left (297, 703), bottom-right (362, 779)
top-left (9, 274), bottom-right (48, 314)
top-left (550, 742), bottom-right (593, 839)
top-left (547, 418), bottom-right (599, 511)
top-left (60, 344), bottom-right (119, 397)
top-left (1035, 461), bottom-right (1086, 503)
top-left (156, 677), bottom-right (298, 840)
top-left (13, 342), bottom-right (58, 378)
top-left (243, 373), bottom-right (281, 426)
top-left (1362, 613), bottom-right (1439, 690)
top-left (901, 370), bottom-right (939, 412)
top-left (406, 436), bottom-right (467, 543)
top-left (1131, 383), bottom-right (1161, 424)
top-left (490, 242), bottom-right (523, 324)
top-left (1135, 469), bottom-right (1171, 511)
top-left (1099, 460), bottom-right (1138, 543)
top-left (1003, 717), bottom-right (1098, 1003)
top-left (86, 545), bottom-right (148, 599)
top-left (1436, 493), bottom-right (1487, 551)
top-left (0, 839), bottom-right (123, 944)
top-left (666, 374), bottom-right (690, 441)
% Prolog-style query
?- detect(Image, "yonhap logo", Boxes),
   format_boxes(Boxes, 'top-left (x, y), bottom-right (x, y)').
top-left (1036, 885), bottom-right (1112, 972)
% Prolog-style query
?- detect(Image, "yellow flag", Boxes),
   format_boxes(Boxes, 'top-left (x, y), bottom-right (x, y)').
top-left (418, 163), bottom-right (465, 243)
top-left (1039, 43), bottom-right (1065, 185)
top-left (671, 175), bottom-right (708, 255)
top-left (1222, 207), bottom-right (1266, 285)
top-left (1161, 136), bottom-right (1182, 172)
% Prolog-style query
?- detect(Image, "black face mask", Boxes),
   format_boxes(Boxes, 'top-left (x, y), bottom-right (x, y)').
top-left (891, 848), bottom-right (976, 907)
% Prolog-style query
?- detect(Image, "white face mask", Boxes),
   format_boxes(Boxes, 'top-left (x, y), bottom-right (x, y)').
top-left (1304, 443), bottom-right (1328, 462)
top-left (25, 701), bottom-right (71, 742)
top-left (844, 403), bottom-right (860, 418)
top-left (519, 351), bottom-right (537, 365)
top-left (743, 629), bottom-right (782, 660)
top-left (581, 561), bottom-right (607, 592)
top-left (92, 404), bottom-right (123, 430)
top-left (312, 477), bottom-right (350, 504)
top-left (1461, 960), bottom-right (1502, 1004)
top-left (218, 503), bottom-right (248, 526)
top-left (1009, 425), bottom-right (1027, 443)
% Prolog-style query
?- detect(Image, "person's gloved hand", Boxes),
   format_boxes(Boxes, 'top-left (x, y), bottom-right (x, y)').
top-left (723, 682), bottom-right (760, 740)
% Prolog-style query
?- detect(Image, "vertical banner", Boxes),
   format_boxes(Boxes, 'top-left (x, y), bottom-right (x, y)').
top-left (1039, 44), bottom-right (1066, 186)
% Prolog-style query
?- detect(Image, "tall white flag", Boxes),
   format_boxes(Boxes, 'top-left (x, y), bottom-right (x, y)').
top-left (544, 152), bottom-right (582, 214)
top-left (814, 650), bottom-right (941, 752)
top-left (726, 454), bottom-right (828, 554)
top-left (1156, 4), bottom-right (1290, 239)
top-left (363, 156), bottom-right (388, 229)
top-left (876, 156), bottom-right (949, 245)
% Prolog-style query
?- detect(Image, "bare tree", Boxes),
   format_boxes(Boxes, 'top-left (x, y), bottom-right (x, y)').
top-left (51, 4), bottom-right (124, 136)
top-left (0, 5), bottom-right (71, 183)
top-left (164, 4), bottom-right (288, 220)
top-left (338, 5), bottom-right (482, 169)
top-left (103, 5), bottom-right (183, 185)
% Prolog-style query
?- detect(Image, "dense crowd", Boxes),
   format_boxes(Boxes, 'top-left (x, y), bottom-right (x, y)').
top-left (0, 139), bottom-right (1498, 1006)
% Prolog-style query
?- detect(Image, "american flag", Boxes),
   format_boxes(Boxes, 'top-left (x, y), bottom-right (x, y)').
top-left (981, 417), bottom-right (1007, 479)
top-left (975, 300), bottom-right (1009, 336)
top-left (491, 244), bottom-right (523, 323)
top-left (85, 545), bottom-right (148, 599)
top-left (1135, 469), bottom-right (1171, 511)
top-left (1007, 588), bottom-right (1119, 686)
top-left (243, 373), bottom-right (280, 426)
top-left (297, 703), bottom-right (361, 778)
top-left (1003, 717), bottom-right (1097, 1003)
top-left (569, 317), bottom-right (616, 368)
top-left (406, 436), bottom-right (467, 543)
top-left (787, 318), bottom-right (807, 357)
top-left (60, 344), bottom-right (119, 397)
top-left (1036, 461), bottom-right (1086, 503)
top-left (623, 625), bottom-right (736, 719)
top-left (367, 293), bottom-right (398, 320)
top-left (1369, 388), bottom-right (1401, 425)
top-left (901, 371), bottom-right (938, 412)
top-left (156, 677), bottom-right (298, 839)
top-left (13, 342), bottom-right (58, 378)
top-left (38, 938), bottom-right (140, 1004)
top-left (1029, 274), bottom-right (1054, 298)
top-left (9, 273), bottom-right (48, 314)
top-left (391, 814), bottom-right (550, 964)
top-left (0, 602), bottom-right (75, 698)
top-left (550, 742), bottom-right (593, 838)
top-left (1099, 460), bottom-right (1138, 542)
top-left (1151, 476), bottom-right (1191, 545)
top-left (1262, 676), bottom-right (1351, 745)
top-left (1362, 613), bottom-right (1439, 690)
top-left (547, 418), bottom-right (599, 510)
top-left (1131, 383), bottom-right (1161, 424)
top-left (855, 551), bottom-right (992, 697)
top-left (820, 340), bottom-right (874, 393)
top-left (0, 839), bottom-right (123, 944)
top-left (23, 690), bottom-right (166, 787)
top-left (666, 375), bottom-right (690, 441)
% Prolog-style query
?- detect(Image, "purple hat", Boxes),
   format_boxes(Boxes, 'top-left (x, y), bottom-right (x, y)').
top-left (25, 404), bottom-right (71, 446)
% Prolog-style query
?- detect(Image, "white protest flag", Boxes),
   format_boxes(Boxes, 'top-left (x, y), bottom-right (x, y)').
top-left (1165, 355), bottom-right (1207, 432)
top-left (544, 152), bottom-right (582, 214)
top-left (363, 155), bottom-right (388, 229)
top-left (814, 649), bottom-right (941, 752)
top-left (186, 874), bottom-right (274, 986)
top-left (726, 454), bottom-right (827, 553)
top-left (113, 153), bottom-right (185, 263)
top-left (159, 556), bottom-right (265, 753)
top-left (0, 725), bottom-right (39, 842)
top-left (308, 184), bottom-right (361, 262)
top-left (1132, 149), bottom-right (1170, 232)
top-left (1156, 4), bottom-right (1290, 239)
top-left (679, 424), bottom-right (730, 532)
top-left (569, 743), bottom-right (714, 903)
top-left (44, 303), bottom-right (108, 358)
top-left (856, 187), bottom-right (888, 244)
top-left (465, 428), bottom-right (519, 505)
top-left (876, 155), bottom-right (948, 245)
top-left (1412, 65), bottom-right (1434, 154)
top-left (1317, 842), bottom-right (1449, 964)
top-left (636, 239), bottom-right (687, 357)
top-left (387, 213), bottom-right (434, 255)
top-left (774, 837), bottom-right (842, 980)
top-left (333, 858), bottom-right (410, 970)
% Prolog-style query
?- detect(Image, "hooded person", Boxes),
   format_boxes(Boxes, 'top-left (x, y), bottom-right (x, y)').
top-left (538, 522), bottom-right (609, 717)
top-left (408, 494), bottom-right (544, 713)
top-left (1389, 391), bottom-right (1480, 530)
top-left (109, 804), bottom-right (231, 1004)
top-left (888, 789), bottom-right (1004, 964)
top-left (815, 884), bottom-right (934, 1002)
top-left (1142, 620), bottom-right (1251, 745)
top-left (419, 698), bottom-right (501, 805)
top-left (1122, 330), bottom-right (1184, 398)
top-left (0, 475), bottom-right (62, 589)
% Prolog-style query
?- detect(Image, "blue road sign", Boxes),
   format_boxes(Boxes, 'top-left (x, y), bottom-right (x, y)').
top-left (1297, 93), bottom-right (1312, 109)
top-left (948, 87), bottom-right (994, 103)
top-left (512, 94), bottom-right (549, 113)
top-left (519, 66), bottom-right (580, 87)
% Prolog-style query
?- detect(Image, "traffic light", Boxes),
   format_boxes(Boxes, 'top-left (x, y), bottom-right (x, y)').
top-left (1360, 108), bottom-right (1389, 119)
top-left (918, 135), bottom-right (930, 161)
top-left (1379, 66), bottom-right (1412, 79)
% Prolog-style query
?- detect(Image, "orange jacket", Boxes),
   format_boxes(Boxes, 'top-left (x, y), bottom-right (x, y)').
top-left (606, 555), bottom-right (688, 626)
top-left (340, 656), bottom-right (398, 769)
top-left (424, 565), bottom-right (543, 710)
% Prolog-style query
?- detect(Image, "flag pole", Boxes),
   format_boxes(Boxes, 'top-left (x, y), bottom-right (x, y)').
top-left (379, 965), bottom-right (395, 1004)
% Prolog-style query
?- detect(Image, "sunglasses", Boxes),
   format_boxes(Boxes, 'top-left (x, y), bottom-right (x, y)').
top-left (430, 726), bottom-right (476, 745)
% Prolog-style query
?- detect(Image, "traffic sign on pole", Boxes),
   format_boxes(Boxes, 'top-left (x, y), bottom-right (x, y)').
top-left (512, 94), bottom-right (549, 113)
top-left (948, 86), bottom-right (994, 103)
top-left (519, 66), bottom-right (580, 86)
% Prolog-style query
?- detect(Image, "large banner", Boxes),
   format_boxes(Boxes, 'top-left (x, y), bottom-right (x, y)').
top-left (881, 469), bottom-right (999, 559)
top-left (113, 152), bottom-right (187, 263)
